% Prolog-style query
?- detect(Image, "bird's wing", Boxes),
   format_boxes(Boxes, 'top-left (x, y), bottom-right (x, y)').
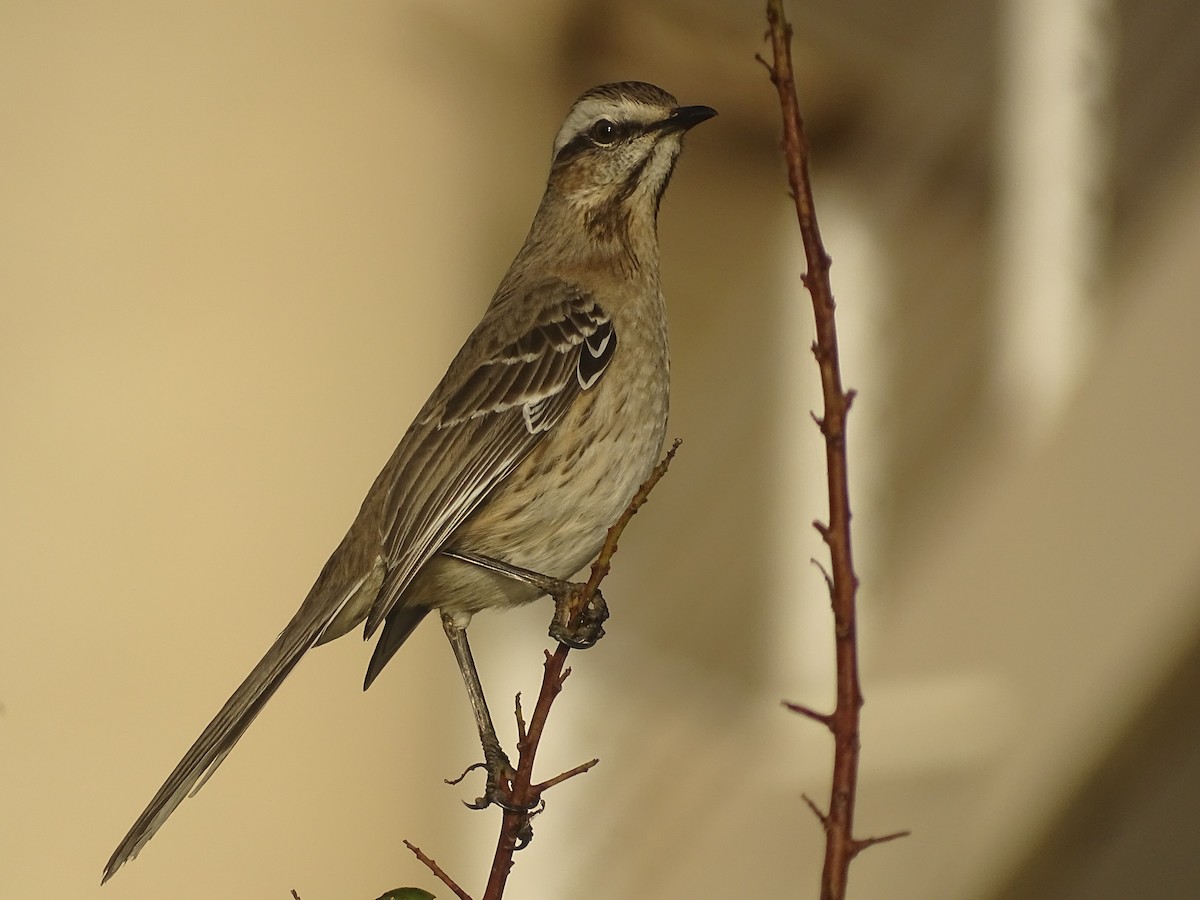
top-left (364, 283), bottom-right (617, 636)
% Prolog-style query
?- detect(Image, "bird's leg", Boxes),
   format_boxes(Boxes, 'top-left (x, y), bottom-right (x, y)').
top-left (441, 548), bottom-right (571, 594)
top-left (440, 611), bottom-right (520, 810)
top-left (441, 548), bottom-right (609, 649)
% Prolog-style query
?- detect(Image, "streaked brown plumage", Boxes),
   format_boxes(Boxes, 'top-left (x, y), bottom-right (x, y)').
top-left (103, 81), bottom-right (714, 882)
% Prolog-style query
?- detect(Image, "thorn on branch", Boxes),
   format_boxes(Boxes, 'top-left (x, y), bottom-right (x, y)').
top-left (812, 520), bottom-right (830, 541)
top-left (784, 699), bottom-right (833, 729)
top-left (801, 793), bottom-right (831, 829)
top-left (754, 51), bottom-right (778, 81)
top-left (809, 557), bottom-right (834, 595)
top-left (850, 829), bottom-right (912, 858)
top-left (514, 692), bottom-right (527, 742)
top-left (844, 388), bottom-right (857, 410)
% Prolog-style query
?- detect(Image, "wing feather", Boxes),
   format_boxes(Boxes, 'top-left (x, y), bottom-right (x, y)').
top-left (363, 283), bottom-right (616, 637)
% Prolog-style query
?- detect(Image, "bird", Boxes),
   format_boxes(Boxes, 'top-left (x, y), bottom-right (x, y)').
top-left (103, 81), bottom-right (715, 882)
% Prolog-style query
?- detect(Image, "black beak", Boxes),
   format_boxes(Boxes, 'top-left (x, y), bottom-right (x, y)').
top-left (661, 105), bottom-right (718, 133)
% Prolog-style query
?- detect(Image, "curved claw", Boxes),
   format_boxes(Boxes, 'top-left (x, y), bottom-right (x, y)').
top-left (551, 627), bottom-right (604, 650)
top-left (444, 761), bottom-right (488, 787)
top-left (513, 800), bottom-right (545, 850)
top-left (449, 749), bottom-right (525, 812)
top-left (470, 793), bottom-right (539, 814)
top-left (450, 757), bottom-right (546, 815)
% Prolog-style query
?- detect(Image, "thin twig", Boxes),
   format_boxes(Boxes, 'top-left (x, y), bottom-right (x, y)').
top-left (762, 2), bottom-right (905, 897)
top-left (533, 757), bottom-right (600, 793)
top-left (404, 840), bottom-right (474, 900)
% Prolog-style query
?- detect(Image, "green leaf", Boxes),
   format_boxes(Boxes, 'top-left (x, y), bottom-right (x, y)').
top-left (375, 889), bottom-right (437, 900)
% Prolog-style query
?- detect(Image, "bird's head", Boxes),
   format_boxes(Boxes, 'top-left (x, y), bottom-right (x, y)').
top-left (545, 82), bottom-right (716, 244)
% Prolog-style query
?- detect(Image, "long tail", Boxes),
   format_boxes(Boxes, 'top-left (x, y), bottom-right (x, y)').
top-left (102, 558), bottom-right (376, 883)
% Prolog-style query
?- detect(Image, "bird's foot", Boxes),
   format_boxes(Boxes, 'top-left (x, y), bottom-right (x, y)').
top-left (549, 584), bottom-right (609, 649)
top-left (446, 745), bottom-right (529, 812)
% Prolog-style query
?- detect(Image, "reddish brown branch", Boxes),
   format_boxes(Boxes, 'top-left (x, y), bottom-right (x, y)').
top-left (762, 2), bottom-right (904, 897)
top-left (476, 439), bottom-right (682, 900)
top-left (582, 439), bottom-right (682, 598)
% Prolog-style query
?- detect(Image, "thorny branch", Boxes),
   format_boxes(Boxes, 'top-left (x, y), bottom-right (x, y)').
top-left (759, 2), bottom-right (908, 898)
top-left (407, 440), bottom-right (682, 900)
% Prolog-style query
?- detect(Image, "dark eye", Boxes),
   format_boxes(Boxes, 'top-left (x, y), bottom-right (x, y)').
top-left (589, 119), bottom-right (618, 145)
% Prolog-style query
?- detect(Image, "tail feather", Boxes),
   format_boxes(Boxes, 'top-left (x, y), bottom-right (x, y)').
top-left (363, 604), bottom-right (430, 690)
top-left (102, 569), bottom-right (372, 883)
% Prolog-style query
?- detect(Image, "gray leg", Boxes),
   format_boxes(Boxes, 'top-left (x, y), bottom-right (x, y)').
top-left (441, 548), bottom-right (609, 649)
top-left (440, 611), bottom-right (513, 808)
top-left (441, 548), bottom-right (570, 594)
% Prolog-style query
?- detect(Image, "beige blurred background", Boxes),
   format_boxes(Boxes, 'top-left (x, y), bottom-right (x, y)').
top-left (3, 1), bottom-right (1200, 898)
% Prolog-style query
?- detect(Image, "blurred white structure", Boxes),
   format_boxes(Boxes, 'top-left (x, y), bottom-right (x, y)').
top-left (995, 0), bottom-right (1113, 444)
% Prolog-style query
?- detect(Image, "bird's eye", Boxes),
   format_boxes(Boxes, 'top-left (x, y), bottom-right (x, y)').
top-left (589, 119), bottom-right (618, 146)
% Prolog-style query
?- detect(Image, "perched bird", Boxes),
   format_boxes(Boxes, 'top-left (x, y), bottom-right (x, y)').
top-left (103, 81), bottom-right (714, 882)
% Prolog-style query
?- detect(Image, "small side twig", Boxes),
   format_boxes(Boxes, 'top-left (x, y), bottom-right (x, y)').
top-left (404, 840), bottom-right (473, 900)
top-left (533, 757), bottom-right (599, 793)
